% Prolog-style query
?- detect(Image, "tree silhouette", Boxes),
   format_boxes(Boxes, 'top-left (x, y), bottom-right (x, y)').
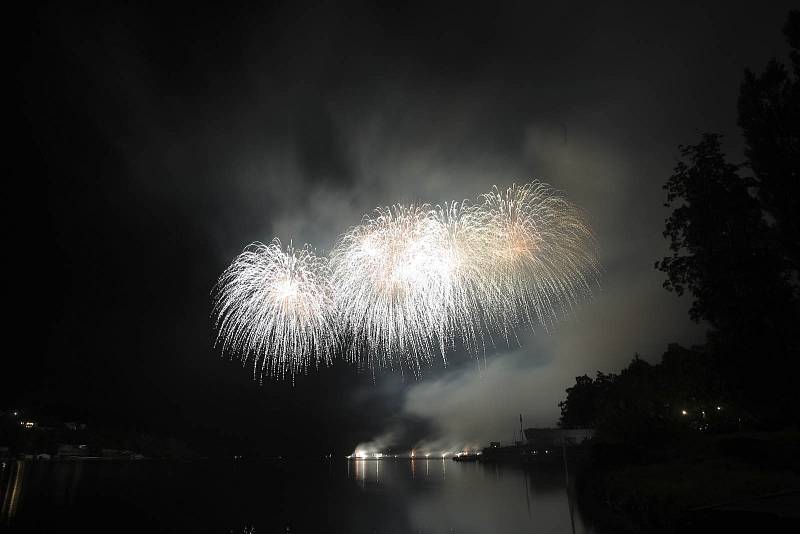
top-left (656, 132), bottom-right (797, 423)
top-left (558, 347), bottom-right (724, 442)
top-left (654, 12), bottom-right (800, 424)
top-left (655, 134), bottom-right (787, 331)
top-left (561, 11), bottom-right (800, 434)
top-left (558, 372), bottom-right (615, 429)
top-left (738, 10), bottom-right (800, 286)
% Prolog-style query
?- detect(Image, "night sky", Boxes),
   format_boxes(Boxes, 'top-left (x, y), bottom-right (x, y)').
top-left (9, 2), bottom-right (796, 455)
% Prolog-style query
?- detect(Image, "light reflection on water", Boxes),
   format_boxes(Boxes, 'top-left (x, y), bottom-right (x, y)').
top-left (345, 458), bottom-right (591, 534)
top-left (0, 461), bottom-right (25, 522)
top-left (1, 459), bottom-right (605, 533)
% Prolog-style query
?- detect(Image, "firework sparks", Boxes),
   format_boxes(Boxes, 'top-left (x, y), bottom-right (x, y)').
top-left (212, 239), bottom-right (335, 380)
top-left (330, 204), bottom-right (450, 372)
top-left (429, 200), bottom-right (496, 356)
top-left (213, 181), bottom-right (599, 378)
top-left (479, 182), bottom-right (600, 332)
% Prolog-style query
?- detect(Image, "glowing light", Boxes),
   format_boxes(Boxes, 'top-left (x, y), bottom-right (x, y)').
top-left (212, 239), bottom-right (335, 380)
top-left (681, 410), bottom-right (688, 415)
top-left (331, 204), bottom-right (454, 371)
top-left (330, 182), bottom-right (598, 372)
top-left (213, 181), bottom-right (599, 377)
top-left (478, 183), bottom-right (599, 332)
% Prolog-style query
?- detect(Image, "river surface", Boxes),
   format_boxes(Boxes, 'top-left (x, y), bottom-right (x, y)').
top-left (1, 458), bottom-right (612, 533)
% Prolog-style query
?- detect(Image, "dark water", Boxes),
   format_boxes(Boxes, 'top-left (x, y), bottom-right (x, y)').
top-left (1, 458), bottom-right (610, 533)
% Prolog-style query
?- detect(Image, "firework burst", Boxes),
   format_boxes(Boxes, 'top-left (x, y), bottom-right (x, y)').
top-left (213, 181), bottom-right (599, 379)
top-left (330, 204), bottom-right (451, 372)
top-left (429, 200), bottom-right (496, 356)
top-left (479, 182), bottom-right (600, 331)
top-left (212, 239), bottom-right (335, 380)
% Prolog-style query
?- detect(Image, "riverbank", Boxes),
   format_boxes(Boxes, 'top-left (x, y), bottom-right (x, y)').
top-left (576, 431), bottom-right (800, 532)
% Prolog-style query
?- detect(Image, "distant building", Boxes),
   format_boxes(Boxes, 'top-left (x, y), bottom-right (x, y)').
top-left (523, 428), bottom-right (594, 448)
top-left (64, 422), bottom-right (87, 431)
top-left (0, 446), bottom-right (10, 459)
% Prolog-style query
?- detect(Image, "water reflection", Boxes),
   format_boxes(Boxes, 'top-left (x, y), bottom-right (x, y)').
top-left (1, 461), bottom-right (26, 523)
top-left (2, 460), bottom-right (91, 527)
top-left (2, 459), bottom-right (605, 533)
top-left (343, 458), bottom-right (594, 533)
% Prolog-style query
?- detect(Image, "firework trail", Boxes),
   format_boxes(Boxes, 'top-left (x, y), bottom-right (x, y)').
top-left (330, 204), bottom-right (450, 372)
top-left (331, 183), bottom-right (599, 371)
top-left (213, 181), bottom-right (599, 378)
top-left (429, 200), bottom-right (497, 356)
top-left (479, 183), bottom-right (600, 333)
top-left (212, 239), bottom-right (335, 380)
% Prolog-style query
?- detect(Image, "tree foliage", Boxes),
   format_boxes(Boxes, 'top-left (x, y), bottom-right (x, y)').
top-left (561, 11), bottom-right (800, 433)
top-left (559, 346), bottom-right (727, 442)
top-left (738, 10), bottom-right (800, 283)
top-left (654, 11), bottom-right (799, 423)
top-left (655, 133), bottom-right (782, 330)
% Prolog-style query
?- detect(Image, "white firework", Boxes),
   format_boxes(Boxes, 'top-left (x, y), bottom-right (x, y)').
top-left (479, 182), bottom-right (600, 331)
top-left (212, 239), bottom-right (335, 380)
top-left (213, 180), bottom-right (600, 379)
top-left (330, 204), bottom-right (457, 372)
top-left (429, 200), bottom-right (496, 356)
